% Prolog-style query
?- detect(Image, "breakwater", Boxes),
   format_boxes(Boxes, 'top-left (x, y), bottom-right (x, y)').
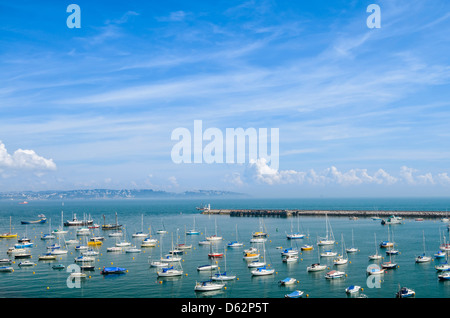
top-left (200, 208), bottom-right (449, 219)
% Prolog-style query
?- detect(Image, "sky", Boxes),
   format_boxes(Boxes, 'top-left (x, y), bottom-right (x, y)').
top-left (0, 0), bottom-right (450, 197)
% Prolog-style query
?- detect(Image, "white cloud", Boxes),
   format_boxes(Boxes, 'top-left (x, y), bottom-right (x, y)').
top-left (0, 141), bottom-right (56, 172)
top-left (238, 159), bottom-right (447, 187)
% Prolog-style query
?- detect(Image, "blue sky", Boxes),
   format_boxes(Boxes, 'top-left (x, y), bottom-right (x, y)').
top-left (1, 0), bottom-right (450, 197)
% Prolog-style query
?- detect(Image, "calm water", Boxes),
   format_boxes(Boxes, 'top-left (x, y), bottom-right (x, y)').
top-left (1, 197), bottom-right (450, 298)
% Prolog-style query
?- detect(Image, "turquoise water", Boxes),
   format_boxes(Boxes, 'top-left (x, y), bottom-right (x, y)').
top-left (1, 197), bottom-right (450, 298)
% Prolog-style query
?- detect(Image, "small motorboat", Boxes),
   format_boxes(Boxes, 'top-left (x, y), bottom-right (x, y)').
top-left (0, 266), bottom-right (14, 272)
top-left (52, 264), bottom-right (65, 270)
top-left (251, 266), bottom-right (275, 276)
top-left (101, 267), bottom-right (127, 275)
top-left (435, 250), bottom-right (446, 259)
top-left (345, 285), bottom-right (361, 294)
top-left (197, 264), bottom-right (218, 271)
top-left (307, 263), bottom-right (327, 272)
top-left (279, 277), bottom-right (297, 285)
top-left (396, 286), bottom-right (415, 298)
top-left (285, 290), bottom-right (304, 298)
top-left (325, 270), bottom-right (345, 279)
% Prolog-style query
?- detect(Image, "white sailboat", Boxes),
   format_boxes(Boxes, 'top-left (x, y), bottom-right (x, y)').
top-left (211, 248), bottom-right (236, 281)
top-left (250, 241), bottom-right (274, 276)
top-left (206, 218), bottom-right (222, 241)
top-left (333, 234), bottom-right (348, 265)
top-left (286, 215), bottom-right (304, 239)
top-left (415, 230), bottom-right (432, 263)
top-left (186, 216), bottom-right (200, 235)
top-left (368, 233), bottom-right (382, 260)
top-left (132, 214), bottom-right (149, 239)
top-left (53, 208), bottom-right (68, 235)
top-left (346, 229), bottom-right (358, 253)
top-left (227, 224), bottom-right (243, 247)
top-left (317, 214), bottom-right (335, 246)
top-left (307, 247), bottom-right (327, 272)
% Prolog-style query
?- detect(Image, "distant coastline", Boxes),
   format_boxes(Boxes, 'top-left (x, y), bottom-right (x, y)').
top-left (0, 189), bottom-right (246, 201)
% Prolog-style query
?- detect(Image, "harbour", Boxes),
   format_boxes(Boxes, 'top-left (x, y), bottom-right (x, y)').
top-left (1, 197), bottom-right (450, 299)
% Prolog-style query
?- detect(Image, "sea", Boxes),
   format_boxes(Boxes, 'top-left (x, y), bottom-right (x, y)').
top-left (0, 197), bottom-right (450, 303)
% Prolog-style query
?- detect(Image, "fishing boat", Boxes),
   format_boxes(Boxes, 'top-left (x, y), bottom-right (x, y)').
top-left (64, 213), bottom-right (93, 226)
top-left (396, 286), bottom-right (415, 298)
top-left (325, 270), bottom-right (345, 279)
top-left (285, 290), bottom-right (304, 298)
top-left (317, 214), bottom-right (335, 246)
top-left (381, 215), bottom-right (402, 225)
top-left (0, 217), bottom-right (17, 238)
top-left (101, 267), bottom-right (127, 275)
top-left (194, 279), bottom-right (225, 292)
top-left (279, 277), bottom-right (297, 285)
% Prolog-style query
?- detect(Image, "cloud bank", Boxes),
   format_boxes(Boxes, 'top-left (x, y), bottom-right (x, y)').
top-left (237, 159), bottom-right (450, 187)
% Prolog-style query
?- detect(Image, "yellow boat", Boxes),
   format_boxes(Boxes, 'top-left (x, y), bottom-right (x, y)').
top-left (0, 233), bottom-right (18, 239)
top-left (301, 244), bottom-right (313, 251)
top-left (0, 217), bottom-right (17, 238)
top-left (87, 240), bottom-right (102, 246)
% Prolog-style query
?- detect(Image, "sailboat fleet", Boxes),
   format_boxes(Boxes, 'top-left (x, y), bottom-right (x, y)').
top-left (2, 206), bottom-right (450, 298)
